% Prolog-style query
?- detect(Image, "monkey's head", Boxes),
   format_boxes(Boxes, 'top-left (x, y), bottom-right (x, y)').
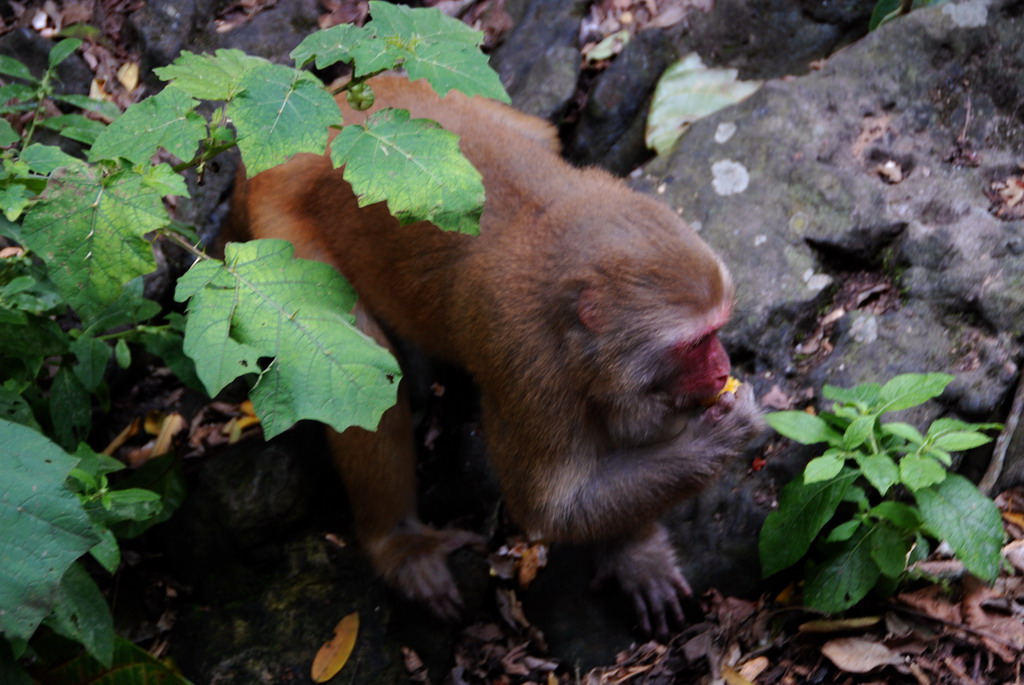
top-left (567, 198), bottom-right (735, 444)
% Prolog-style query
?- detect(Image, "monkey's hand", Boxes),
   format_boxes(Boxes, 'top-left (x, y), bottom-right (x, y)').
top-left (367, 521), bottom-right (485, 622)
top-left (593, 524), bottom-right (691, 639)
top-left (681, 381), bottom-right (764, 464)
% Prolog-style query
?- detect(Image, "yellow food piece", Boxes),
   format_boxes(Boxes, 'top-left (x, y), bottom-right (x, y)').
top-left (703, 376), bottom-right (741, 406)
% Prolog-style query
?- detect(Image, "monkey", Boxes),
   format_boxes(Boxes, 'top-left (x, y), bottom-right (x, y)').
top-left (225, 74), bottom-right (764, 637)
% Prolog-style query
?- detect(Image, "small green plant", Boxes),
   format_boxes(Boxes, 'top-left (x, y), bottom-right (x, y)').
top-left (760, 373), bottom-right (1004, 612)
top-left (869, 0), bottom-right (950, 30)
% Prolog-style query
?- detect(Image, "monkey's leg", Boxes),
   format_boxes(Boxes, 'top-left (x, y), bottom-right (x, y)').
top-left (593, 523), bottom-right (692, 639)
top-left (328, 307), bottom-right (481, 621)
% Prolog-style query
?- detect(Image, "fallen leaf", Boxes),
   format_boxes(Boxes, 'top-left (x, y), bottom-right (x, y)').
top-left (722, 663), bottom-right (755, 685)
top-left (311, 612), bottom-right (359, 682)
top-left (102, 417), bottom-right (140, 455)
top-left (737, 656), bottom-right (770, 681)
top-left (517, 541), bottom-right (548, 587)
top-left (151, 412), bottom-right (186, 457)
top-left (898, 585), bottom-right (962, 624)
top-left (1005, 539), bottom-right (1024, 573)
top-left (821, 637), bottom-right (901, 673)
top-left (961, 576), bottom-right (1024, 662)
top-left (116, 61), bottom-right (139, 92)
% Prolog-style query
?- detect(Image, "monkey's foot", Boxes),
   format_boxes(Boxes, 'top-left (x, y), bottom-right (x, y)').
top-left (593, 525), bottom-right (691, 639)
top-left (368, 522), bottom-right (485, 622)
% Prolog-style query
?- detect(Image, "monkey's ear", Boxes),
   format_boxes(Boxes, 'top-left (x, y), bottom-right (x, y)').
top-left (577, 286), bottom-right (603, 332)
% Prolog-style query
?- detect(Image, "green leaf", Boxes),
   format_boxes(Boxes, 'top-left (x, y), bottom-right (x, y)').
top-left (803, 449), bottom-right (846, 483)
top-left (0, 118), bottom-right (18, 146)
top-left (114, 338), bottom-right (131, 369)
top-left (354, 1), bottom-right (509, 101)
top-left (854, 452), bottom-right (899, 496)
top-left (50, 365), bottom-right (91, 449)
top-left (899, 453), bottom-right (947, 491)
top-left (0, 420), bottom-right (99, 641)
top-left (52, 94), bottom-right (122, 121)
top-left (878, 372), bottom-right (953, 413)
top-left (48, 38), bottom-right (83, 69)
top-left (228, 62), bottom-right (339, 177)
top-left (914, 473), bottom-right (1003, 581)
top-left (140, 163), bottom-right (190, 197)
top-left (21, 143), bottom-right (86, 174)
top-left (764, 410), bottom-right (842, 445)
top-left (843, 414), bottom-right (876, 450)
top-left (931, 431), bottom-right (992, 451)
top-left (0, 55), bottom-right (37, 82)
top-left (869, 522), bottom-right (912, 578)
top-left (45, 563), bottom-right (114, 667)
top-left (0, 386), bottom-right (41, 430)
top-left (332, 108), bottom-right (484, 234)
top-left (90, 87), bottom-right (205, 165)
top-left (70, 336), bottom-right (110, 392)
top-left (291, 23), bottom-right (370, 69)
top-left (39, 635), bottom-right (195, 684)
top-left (88, 527), bottom-right (120, 574)
top-left (759, 468), bottom-right (857, 577)
top-left (870, 0), bottom-right (901, 29)
top-left (109, 453), bottom-right (186, 539)
top-left (39, 113), bottom-right (107, 145)
top-left (0, 183), bottom-right (32, 221)
top-left (175, 240), bottom-right (401, 439)
top-left (20, 166), bottom-right (176, 318)
top-left (645, 53), bottom-right (761, 156)
top-left (86, 488), bottom-right (162, 530)
top-left (881, 421), bottom-right (925, 444)
top-left (804, 527), bottom-right (881, 612)
top-left (823, 378), bottom-right (880, 405)
top-left (72, 443), bottom-right (126, 479)
top-left (155, 48), bottom-right (265, 101)
top-left (825, 518), bottom-right (861, 543)
top-left (869, 501), bottom-right (921, 530)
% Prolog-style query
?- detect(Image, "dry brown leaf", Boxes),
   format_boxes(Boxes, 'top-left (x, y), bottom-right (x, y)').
top-left (961, 577), bottom-right (1024, 662)
top-left (517, 541), bottom-right (548, 587)
top-left (102, 416), bottom-right (141, 455)
top-left (1004, 539), bottom-right (1024, 573)
top-left (821, 637), bottom-right (901, 673)
top-left (151, 412), bottom-right (186, 457)
top-left (721, 663), bottom-right (755, 685)
top-left (311, 612), bottom-right (359, 683)
top-left (737, 656), bottom-right (769, 681)
top-left (116, 61), bottom-right (139, 92)
top-left (897, 585), bottom-right (962, 624)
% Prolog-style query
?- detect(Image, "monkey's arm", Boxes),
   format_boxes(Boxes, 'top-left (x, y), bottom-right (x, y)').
top-left (539, 385), bottom-right (763, 544)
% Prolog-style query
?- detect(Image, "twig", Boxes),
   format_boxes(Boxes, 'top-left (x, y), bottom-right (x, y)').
top-left (980, 372), bottom-right (1024, 496)
top-left (886, 603), bottom-right (1023, 653)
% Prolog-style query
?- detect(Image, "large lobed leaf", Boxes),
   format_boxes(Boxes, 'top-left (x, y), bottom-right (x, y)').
top-left (174, 240), bottom-right (401, 439)
top-left (89, 87), bottom-right (206, 165)
top-left (19, 154), bottom-right (184, 319)
top-left (331, 108), bottom-right (484, 234)
top-left (292, 1), bottom-right (508, 102)
top-left (154, 48), bottom-right (264, 101)
top-left (227, 62), bottom-right (341, 177)
top-left (0, 420), bottom-right (99, 642)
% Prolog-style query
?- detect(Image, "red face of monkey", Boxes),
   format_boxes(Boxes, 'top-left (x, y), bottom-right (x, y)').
top-left (672, 330), bottom-right (731, 403)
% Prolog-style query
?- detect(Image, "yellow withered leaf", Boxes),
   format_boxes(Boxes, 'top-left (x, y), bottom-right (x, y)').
top-left (311, 612), bottom-right (359, 683)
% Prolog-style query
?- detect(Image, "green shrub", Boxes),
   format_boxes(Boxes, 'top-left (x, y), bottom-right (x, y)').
top-left (760, 373), bottom-right (1004, 612)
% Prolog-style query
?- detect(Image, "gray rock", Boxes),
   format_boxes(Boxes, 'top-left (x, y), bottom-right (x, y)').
top-left (636, 0), bottom-right (1023, 598)
top-left (489, 0), bottom-right (587, 112)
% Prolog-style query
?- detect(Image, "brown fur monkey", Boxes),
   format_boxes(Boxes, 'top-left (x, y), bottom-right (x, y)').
top-left (226, 75), bottom-right (763, 636)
